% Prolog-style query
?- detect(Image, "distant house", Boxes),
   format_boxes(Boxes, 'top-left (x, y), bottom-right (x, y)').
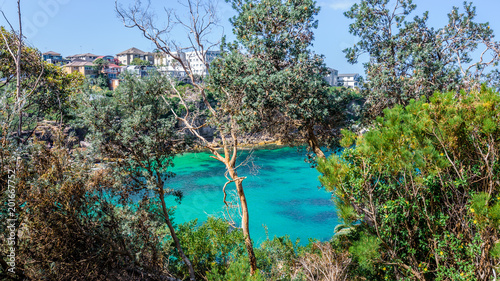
top-left (66, 53), bottom-right (100, 62)
top-left (154, 51), bottom-right (187, 78)
top-left (337, 73), bottom-right (361, 88)
top-left (103, 64), bottom-right (122, 79)
top-left (123, 65), bottom-right (156, 78)
top-left (42, 51), bottom-right (68, 65)
top-left (154, 50), bottom-right (220, 77)
top-left (110, 79), bottom-right (120, 90)
top-left (324, 67), bottom-right (338, 87)
top-left (116, 47), bottom-right (154, 66)
top-left (96, 55), bottom-right (116, 63)
top-left (63, 61), bottom-right (97, 78)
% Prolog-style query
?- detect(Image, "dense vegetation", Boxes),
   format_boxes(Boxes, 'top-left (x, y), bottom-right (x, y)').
top-left (1, 0), bottom-right (499, 280)
top-left (319, 87), bottom-right (500, 280)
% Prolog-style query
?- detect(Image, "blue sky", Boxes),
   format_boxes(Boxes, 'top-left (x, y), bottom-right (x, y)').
top-left (0, 0), bottom-right (499, 75)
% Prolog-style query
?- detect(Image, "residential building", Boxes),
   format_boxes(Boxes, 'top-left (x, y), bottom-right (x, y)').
top-left (154, 51), bottom-right (187, 78)
top-left (96, 55), bottom-right (116, 63)
top-left (103, 64), bottom-right (122, 79)
top-left (63, 61), bottom-right (97, 78)
top-left (42, 51), bottom-right (62, 61)
top-left (67, 53), bottom-right (100, 62)
top-left (186, 50), bottom-right (219, 76)
top-left (154, 50), bottom-right (220, 77)
top-left (337, 73), bottom-right (361, 88)
top-left (116, 47), bottom-right (154, 65)
top-left (110, 79), bottom-right (120, 90)
top-left (123, 65), bottom-right (157, 78)
top-left (42, 51), bottom-right (68, 65)
top-left (324, 67), bottom-right (338, 87)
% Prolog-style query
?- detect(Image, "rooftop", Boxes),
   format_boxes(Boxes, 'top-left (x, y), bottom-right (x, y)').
top-left (117, 47), bottom-right (147, 56)
top-left (65, 61), bottom-right (95, 67)
top-left (43, 51), bottom-right (61, 56)
top-left (67, 53), bottom-right (99, 58)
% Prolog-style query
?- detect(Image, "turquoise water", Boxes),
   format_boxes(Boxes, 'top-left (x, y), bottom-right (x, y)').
top-left (165, 146), bottom-right (339, 245)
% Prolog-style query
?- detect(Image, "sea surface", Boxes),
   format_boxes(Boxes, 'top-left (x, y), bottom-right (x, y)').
top-left (165, 146), bottom-right (339, 245)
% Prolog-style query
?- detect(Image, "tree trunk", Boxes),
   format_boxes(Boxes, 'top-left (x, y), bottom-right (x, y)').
top-left (307, 125), bottom-right (325, 159)
top-left (158, 184), bottom-right (196, 281)
top-left (16, 0), bottom-right (22, 141)
top-left (228, 168), bottom-right (257, 274)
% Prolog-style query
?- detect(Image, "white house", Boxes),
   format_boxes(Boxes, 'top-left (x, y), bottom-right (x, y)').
top-left (116, 47), bottom-right (154, 65)
top-left (66, 53), bottom-right (99, 62)
top-left (154, 50), bottom-right (220, 77)
top-left (337, 73), bottom-right (361, 88)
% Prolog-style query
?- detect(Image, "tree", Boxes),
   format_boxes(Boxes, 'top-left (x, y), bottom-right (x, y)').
top-left (209, 0), bottom-right (345, 159)
top-left (0, 126), bottom-right (180, 280)
top-left (131, 57), bottom-right (150, 66)
top-left (0, 0), bottom-right (26, 140)
top-left (80, 72), bottom-right (196, 280)
top-left (0, 27), bottom-right (84, 143)
top-left (93, 57), bottom-right (109, 71)
top-left (115, 0), bottom-right (264, 274)
top-left (344, 0), bottom-right (500, 118)
top-left (318, 87), bottom-right (500, 280)
top-left (91, 57), bottom-right (111, 89)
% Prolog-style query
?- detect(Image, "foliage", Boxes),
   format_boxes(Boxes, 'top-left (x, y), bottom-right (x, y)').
top-left (207, 255), bottom-right (265, 281)
top-left (208, 0), bottom-right (349, 156)
top-left (0, 27), bottom-right (44, 90)
top-left (80, 71), bottom-right (199, 279)
top-left (348, 234), bottom-right (380, 273)
top-left (0, 128), bottom-right (175, 280)
top-left (89, 58), bottom-right (110, 90)
top-left (344, 0), bottom-right (500, 118)
top-left (168, 218), bottom-right (353, 281)
top-left (318, 87), bottom-right (500, 280)
top-left (35, 62), bottom-right (85, 122)
top-left (169, 217), bottom-right (246, 280)
top-left (131, 57), bottom-right (150, 66)
top-left (0, 27), bottom-right (84, 138)
top-left (81, 72), bottom-right (185, 197)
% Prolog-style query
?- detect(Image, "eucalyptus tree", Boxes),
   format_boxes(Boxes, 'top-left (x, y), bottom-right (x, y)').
top-left (0, 27), bottom-right (83, 143)
top-left (344, 0), bottom-right (500, 118)
top-left (209, 0), bottom-right (344, 159)
top-left (115, 0), bottom-right (264, 273)
top-left (81, 73), bottom-right (196, 280)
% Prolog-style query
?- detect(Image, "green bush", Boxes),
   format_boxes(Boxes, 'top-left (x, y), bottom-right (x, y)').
top-left (169, 217), bottom-right (246, 280)
top-left (318, 87), bottom-right (500, 279)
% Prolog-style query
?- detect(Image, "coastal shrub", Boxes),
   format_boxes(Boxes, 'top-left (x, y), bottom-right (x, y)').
top-left (255, 236), bottom-right (352, 280)
top-left (296, 242), bottom-right (351, 281)
top-left (80, 72), bottom-right (200, 279)
top-left (169, 217), bottom-right (246, 280)
top-left (318, 87), bottom-right (500, 280)
top-left (207, 254), bottom-right (265, 281)
top-left (256, 235), bottom-right (303, 280)
top-left (0, 128), bottom-right (175, 280)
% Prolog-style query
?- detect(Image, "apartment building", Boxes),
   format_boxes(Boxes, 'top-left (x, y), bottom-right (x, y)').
top-left (104, 64), bottom-right (122, 79)
top-left (63, 61), bottom-right (97, 78)
top-left (154, 50), bottom-right (220, 76)
top-left (324, 67), bottom-right (339, 87)
top-left (337, 73), bottom-right (361, 88)
top-left (116, 47), bottom-right (154, 65)
top-left (41, 51), bottom-right (69, 65)
top-left (66, 53), bottom-right (100, 62)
